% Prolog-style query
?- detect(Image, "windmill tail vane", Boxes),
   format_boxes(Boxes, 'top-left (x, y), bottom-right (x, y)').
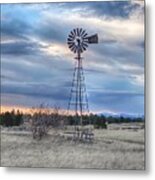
top-left (87, 34), bottom-right (98, 44)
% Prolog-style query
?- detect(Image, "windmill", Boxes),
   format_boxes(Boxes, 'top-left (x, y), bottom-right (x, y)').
top-left (67, 28), bottom-right (98, 128)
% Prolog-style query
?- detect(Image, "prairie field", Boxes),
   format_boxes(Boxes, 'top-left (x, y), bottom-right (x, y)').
top-left (0, 123), bottom-right (145, 170)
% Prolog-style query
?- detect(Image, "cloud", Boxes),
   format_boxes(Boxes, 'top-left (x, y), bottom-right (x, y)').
top-left (1, 1), bottom-right (144, 115)
top-left (89, 91), bottom-right (144, 114)
top-left (1, 18), bottom-right (29, 41)
top-left (1, 81), bottom-right (68, 100)
top-left (1, 6), bottom-right (32, 41)
top-left (58, 1), bottom-right (141, 19)
top-left (1, 41), bottom-right (42, 55)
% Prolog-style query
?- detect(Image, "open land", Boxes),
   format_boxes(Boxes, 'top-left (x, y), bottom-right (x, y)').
top-left (1, 123), bottom-right (145, 170)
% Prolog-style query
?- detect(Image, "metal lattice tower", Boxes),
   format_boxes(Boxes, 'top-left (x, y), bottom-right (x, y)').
top-left (67, 28), bottom-right (98, 126)
top-left (68, 53), bottom-right (89, 126)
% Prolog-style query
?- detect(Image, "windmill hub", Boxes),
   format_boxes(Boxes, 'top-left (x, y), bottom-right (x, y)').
top-left (74, 36), bottom-right (82, 46)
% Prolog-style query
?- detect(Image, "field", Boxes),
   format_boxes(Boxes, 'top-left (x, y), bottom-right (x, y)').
top-left (0, 123), bottom-right (145, 170)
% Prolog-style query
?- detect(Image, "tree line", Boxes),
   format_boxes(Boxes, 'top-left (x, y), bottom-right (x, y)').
top-left (67, 114), bottom-right (144, 129)
top-left (0, 109), bottom-right (144, 128)
top-left (0, 110), bottom-right (23, 126)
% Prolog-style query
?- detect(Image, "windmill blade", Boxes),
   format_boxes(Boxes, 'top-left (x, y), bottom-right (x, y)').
top-left (69, 34), bottom-right (74, 39)
top-left (73, 29), bottom-right (77, 36)
top-left (82, 42), bottom-right (88, 48)
top-left (83, 33), bottom-right (88, 38)
top-left (68, 44), bottom-right (74, 49)
top-left (77, 28), bottom-right (80, 36)
top-left (83, 39), bottom-right (89, 44)
top-left (71, 45), bottom-right (76, 52)
top-left (83, 37), bottom-right (89, 41)
top-left (72, 45), bottom-right (77, 53)
top-left (80, 48), bottom-right (83, 53)
top-left (70, 31), bottom-right (74, 36)
top-left (67, 38), bottom-right (74, 42)
top-left (81, 30), bottom-right (86, 36)
top-left (74, 48), bottom-right (77, 53)
top-left (82, 46), bottom-right (87, 51)
top-left (69, 43), bottom-right (75, 49)
top-left (70, 46), bottom-right (75, 52)
top-left (67, 41), bottom-right (74, 45)
top-left (79, 28), bottom-right (83, 35)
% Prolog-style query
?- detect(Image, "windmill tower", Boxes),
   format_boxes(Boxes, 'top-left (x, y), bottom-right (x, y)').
top-left (67, 28), bottom-right (98, 127)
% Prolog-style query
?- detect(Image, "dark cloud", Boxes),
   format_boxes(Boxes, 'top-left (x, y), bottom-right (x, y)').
top-left (89, 91), bottom-right (144, 114)
top-left (1, 14), bottom-right (31, 41)
top-left (1, 41), bottom-right (42, 56)
top-left (60, 1), bottom-right (140, 19)
top-left (1, 82), bottom-right (69, 101)
top-left (34, 22), bottom-right (67, 44)
top-left (1, 54), bottom-right (72, 86)
top-left (90, 42), bottom-right (144, 68)
top-left (1, 74), bottom-right (15, 81)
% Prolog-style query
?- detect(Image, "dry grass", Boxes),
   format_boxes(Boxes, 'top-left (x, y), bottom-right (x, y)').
top-left (0, 123), bottom-right (145, 170)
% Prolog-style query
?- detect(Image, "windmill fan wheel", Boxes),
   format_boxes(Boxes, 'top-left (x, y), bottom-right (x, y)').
top-left (67, 28), bottom-right (89, 54)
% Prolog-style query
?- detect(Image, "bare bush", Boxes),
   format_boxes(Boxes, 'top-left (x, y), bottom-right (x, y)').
top-left (30, 105), bottom-right (66, 140)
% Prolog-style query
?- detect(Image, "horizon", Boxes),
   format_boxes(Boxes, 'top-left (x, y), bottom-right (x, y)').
top-left (0, 105), bottom-right (144, 118)
top-left (1, 1), bottom-right (144, 116)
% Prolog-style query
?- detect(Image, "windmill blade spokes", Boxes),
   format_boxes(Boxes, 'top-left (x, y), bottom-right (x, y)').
top-left (83, 33), bottom-right (88, 38)
top-left (70, 31), bottom-right (74, 36)
top-left (81, 30), bottom-right (86, 36)
top-left (82, 46), bottom-right (87, 51)
top-left (80, 47), bottom-right (83, 53)
top-left (68, 28), bottom-right (98, 54)
top-left (77, 28), bottom-right (80, 36)
top-left (69, 34), bottom-right (74, 39)
top-left (69, 43), bottom-right (75, 49)
top-left (67, 41), bottom-right (74, 45)
top-left (83, 37), bottom-right (89, 41)
top-left (73, 29), bottom-right (77, 36)
top-left (67, 38), bottom-right (74, 42)
top-left (73, 47), bottom-right (77, 53)
top-left (83, 39), bottom-right (89, 44)
top-left (82, 42), bottom-right (88, 47)
top-left (71, 45), bottom-right (76, 52)
top-left (79, 28), bottom-right (83, 35)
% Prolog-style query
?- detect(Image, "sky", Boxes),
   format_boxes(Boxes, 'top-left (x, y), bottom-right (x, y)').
top-left (1, 0), bottom-right (144, 116)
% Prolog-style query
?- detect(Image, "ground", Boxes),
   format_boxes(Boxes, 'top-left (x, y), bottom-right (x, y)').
top-left (0, 123), bottom-right (145, 170)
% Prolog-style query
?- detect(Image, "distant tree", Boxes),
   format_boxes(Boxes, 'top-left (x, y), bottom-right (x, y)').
top-left (3, 111), bottom-right (13, 126)
top-left (94, 115), bottom-right (107, 129)
top-left (0, 113), bottom-right (4, 125)
top-left (13, 110), bottom-right (23, 126)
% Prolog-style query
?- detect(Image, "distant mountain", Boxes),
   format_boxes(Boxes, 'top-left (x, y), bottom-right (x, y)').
top-left (98, 112), bottom-right (144, 119)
